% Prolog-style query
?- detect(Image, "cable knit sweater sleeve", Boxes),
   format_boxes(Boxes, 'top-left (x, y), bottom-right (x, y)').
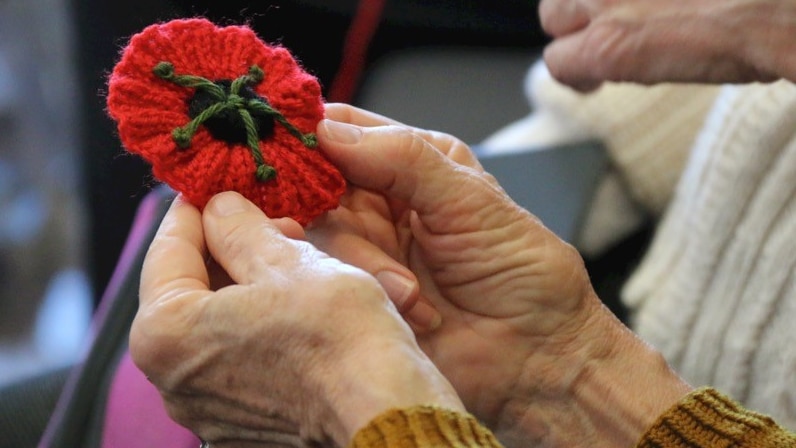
top-left (349, 390), bottom-right (796, 448)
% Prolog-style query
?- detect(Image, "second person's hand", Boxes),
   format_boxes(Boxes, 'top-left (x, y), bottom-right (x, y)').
top-left (538, 0), bottom-right (795, 90)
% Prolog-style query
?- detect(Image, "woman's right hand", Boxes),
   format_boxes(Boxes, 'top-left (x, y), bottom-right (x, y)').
top-left (311, 104), bottom-right (692, 447)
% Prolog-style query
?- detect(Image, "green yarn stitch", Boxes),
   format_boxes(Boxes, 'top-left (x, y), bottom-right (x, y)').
top-left (153, 61), bottom-right (317, 182)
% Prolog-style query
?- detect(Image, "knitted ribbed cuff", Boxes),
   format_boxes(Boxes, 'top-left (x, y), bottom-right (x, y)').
top-left (349, 406), bottom-right (503, 448)
top-left (637, 387), bottom-right (796, 447)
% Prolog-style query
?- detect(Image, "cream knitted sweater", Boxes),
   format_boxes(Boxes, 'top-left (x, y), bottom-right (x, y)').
top-left (482, 61), bottom-right (721, 255)
top-left (482, 62), bottom-right (796, 429)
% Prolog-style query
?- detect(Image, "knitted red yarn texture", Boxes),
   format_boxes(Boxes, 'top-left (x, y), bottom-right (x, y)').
top-left (106, 18), bottom-right (346, 226)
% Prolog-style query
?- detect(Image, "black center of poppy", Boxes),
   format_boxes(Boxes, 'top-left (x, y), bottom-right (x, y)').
top-left (187, 80), bottom-right (275, 145)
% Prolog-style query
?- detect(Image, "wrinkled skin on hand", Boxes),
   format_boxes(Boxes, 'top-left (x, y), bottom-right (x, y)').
top-left (312, 104), bottom-right (613, 445)
top-left (132, 192), bottom-right (461, 447)
top-left (538, 0), bottom-right (796, 90)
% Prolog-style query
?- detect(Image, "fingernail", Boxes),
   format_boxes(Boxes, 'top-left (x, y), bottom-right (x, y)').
top-left (407, 300), bottom-right (442, 332)
top-left (322, 119), bottom-right (362, 144)
top-left (376, 271), bottom-right (416, 310)
top-left (208, 192), bottom-right (249, 216)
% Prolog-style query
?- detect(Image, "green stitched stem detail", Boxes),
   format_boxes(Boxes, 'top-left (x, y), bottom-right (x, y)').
top-left (153, 62), bottom-right (316, 182)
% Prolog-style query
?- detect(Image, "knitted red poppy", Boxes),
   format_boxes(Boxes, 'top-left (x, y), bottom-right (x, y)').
top-left (106, 18), bottom-right (346, 226)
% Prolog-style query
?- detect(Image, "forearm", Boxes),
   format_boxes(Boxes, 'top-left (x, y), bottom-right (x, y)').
top-left (576, 308), bottom-right (796, 448)
top-left (348, 388), bottom-right (796, 448)
top-left (328, 340), bottom-right (467, 447)
top-left (494, 296), bottom-right (692, 448)
top-left (570, 314), bottom-right (693, 447)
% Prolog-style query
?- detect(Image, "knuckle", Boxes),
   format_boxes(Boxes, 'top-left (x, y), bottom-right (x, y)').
top-left (584, 21), bottom-right (631, 77)
top-left (406, 131), bottom-right (431, 160)
top-left (316, 260), bottom-right (385, 308)
top-left (216, 219), bottom-right (257, 259)
top-left (217, 219), bottom-right (289, 272)
top-left (387, 125), bottom-right (429, 164)
top-left (129, 300), bottom-right (195, 382)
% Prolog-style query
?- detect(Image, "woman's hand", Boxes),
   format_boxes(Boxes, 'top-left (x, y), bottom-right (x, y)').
top-left (311, 105), bottom-right (603, 442)
top-left (311, 104), bottom-right (691, 447)
top-left (132, 192), bottom-right (463, 447)
top-left (539, 0), bottom-right (796, 90)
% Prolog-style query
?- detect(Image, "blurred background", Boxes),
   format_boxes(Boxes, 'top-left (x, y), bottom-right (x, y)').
top-left (0, 0), bottom-right (547, 387)
top-left (2, 2), bottom-right (657, 446)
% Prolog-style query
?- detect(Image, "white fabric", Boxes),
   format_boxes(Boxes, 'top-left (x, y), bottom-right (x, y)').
top-left (482, 61), bottom-right (720, 255)
top-left (483, 61), bottom-right (796, 428)
top-left (623, 82), bottom-right (796, 427)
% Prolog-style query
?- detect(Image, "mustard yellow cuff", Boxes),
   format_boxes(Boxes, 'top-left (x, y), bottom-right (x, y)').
top-left (637, 387), bottom-right (796, 447)
top-left (349, 405), bottom-right (503, 448)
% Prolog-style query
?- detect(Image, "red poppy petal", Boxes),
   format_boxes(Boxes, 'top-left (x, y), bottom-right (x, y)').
top-left (162, 141), bottom-right (233, 206)
top-left (107, 18), bottom-right (345, 225)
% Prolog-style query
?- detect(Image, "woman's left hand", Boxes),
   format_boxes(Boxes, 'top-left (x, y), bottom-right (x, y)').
top-left (132, 191), bottom-right (463, 447)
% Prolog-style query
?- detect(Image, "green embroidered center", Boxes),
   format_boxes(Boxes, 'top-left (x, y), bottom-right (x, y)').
top-left (153, 62), bottom-right (317, 181)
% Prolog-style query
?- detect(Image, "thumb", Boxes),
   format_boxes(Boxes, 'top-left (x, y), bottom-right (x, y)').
top-left (202, 191), bottom-right (305, 284)
top-left (317, 119), bottom-right (501, 232)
